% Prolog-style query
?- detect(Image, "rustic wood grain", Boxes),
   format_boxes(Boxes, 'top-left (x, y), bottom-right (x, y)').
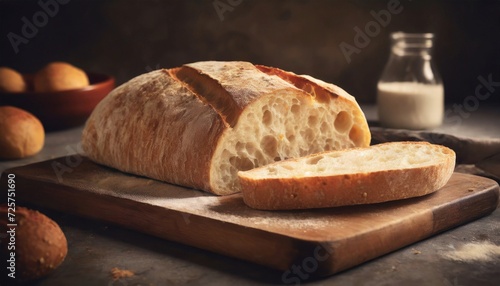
top-left (1, 157), bottom-right (498, 277)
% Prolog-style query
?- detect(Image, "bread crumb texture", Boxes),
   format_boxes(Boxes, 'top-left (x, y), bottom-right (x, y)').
top-left (242, 142), bottom-right (454, 178)
top-left (238, 141), bottom-right (455, 210)
top-left (212, 88), bottom-right (368, 194)
top-left (111, 267), bottom-right (135, 280)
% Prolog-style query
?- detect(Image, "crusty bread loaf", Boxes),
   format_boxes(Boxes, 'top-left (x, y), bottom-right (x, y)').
top-left (82, 61), bottom-right (370, 195)
top-left (238, 142), bottom-right (456, 210)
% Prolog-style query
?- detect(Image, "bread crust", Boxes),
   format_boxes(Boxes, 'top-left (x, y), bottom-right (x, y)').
top-left (0, 206), bottom-right (67, 282)
top-left (33, 62), bottom-right (89, 92)
top-left (82, 61), bottom-right (371, 195)
top-left (82, 69), bottom-right (226, 190)
top-left (239, 142), bottom-right (456, 210)
top-left (0, 106), bottom-right (45, 159)
top-left (0, 67), bottom-right (26, 92)
top-left (181, 61), bottom-right (299, 127)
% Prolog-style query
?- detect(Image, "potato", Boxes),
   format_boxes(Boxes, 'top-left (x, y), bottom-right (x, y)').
top-left (0, 206), bottom-right (68, 282)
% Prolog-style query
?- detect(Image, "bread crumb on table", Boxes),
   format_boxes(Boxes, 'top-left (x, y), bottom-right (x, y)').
top-left (111, 267), bottom-right (135, 280)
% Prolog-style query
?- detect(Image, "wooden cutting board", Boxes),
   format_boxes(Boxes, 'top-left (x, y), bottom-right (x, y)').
top-left (1, 157), bottom-right (499, 277)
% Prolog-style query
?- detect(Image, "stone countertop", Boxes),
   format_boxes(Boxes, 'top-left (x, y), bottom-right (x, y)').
top-left (0, 104), bottom-right (499, 286)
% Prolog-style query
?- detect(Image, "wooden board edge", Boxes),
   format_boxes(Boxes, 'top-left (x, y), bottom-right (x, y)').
top-left (432, 178), bottom-right (499, 232)
top-left (2, 167), bottom-right (499, 280)
top-left (311, 175), bottom-right (500, 277)
top-left (0, 172), bottom-right (311, 272)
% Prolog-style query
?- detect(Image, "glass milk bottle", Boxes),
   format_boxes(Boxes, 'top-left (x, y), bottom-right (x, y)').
top-left (377, 32), bottom-right (444, 129)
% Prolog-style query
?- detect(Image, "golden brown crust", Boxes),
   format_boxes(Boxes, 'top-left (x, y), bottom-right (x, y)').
top-left (169, 65), bottom-right (241, 127)
top-left (82, 69), bottom-right (225, 191)
top-left (181, 61), bottom-right (297, 127)
top-left (0, 67), bottom-right (26, 92)
top-left (0, 106), bottom-right (45, 159)
top-left (82, 61), bottom-right (371, 195)
top-left (185, 61), bottom-right (294, 107)
top-left (256, 65), bottom-right (335, 103)
top-left (239, 142), bottom-right (456, 210)
top-left (0, 206), bottom-right (67, 282)
top-left (33, 62), bottom-right (89, 92)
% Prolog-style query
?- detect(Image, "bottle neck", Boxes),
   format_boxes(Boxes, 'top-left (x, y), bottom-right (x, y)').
top-left (391, 32), bottom-right (435, 59)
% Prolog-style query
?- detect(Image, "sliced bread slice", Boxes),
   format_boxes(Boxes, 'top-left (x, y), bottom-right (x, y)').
top-left (238, 141), bottom-right (456, 210)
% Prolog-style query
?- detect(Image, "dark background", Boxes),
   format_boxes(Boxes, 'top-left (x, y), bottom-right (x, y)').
top-left (1, 0), bottom-right (499, 104)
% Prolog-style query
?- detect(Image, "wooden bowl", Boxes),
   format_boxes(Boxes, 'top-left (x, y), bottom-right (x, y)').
top-left (0, 72), bottom-right (114, 131)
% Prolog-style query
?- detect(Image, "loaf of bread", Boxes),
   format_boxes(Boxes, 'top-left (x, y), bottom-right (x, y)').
top-left (82, 61), bottom-right (370, 195)
top-left (238, 142), bottom-right (456, 210)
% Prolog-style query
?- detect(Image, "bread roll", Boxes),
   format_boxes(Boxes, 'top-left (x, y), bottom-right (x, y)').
top-left (33, 62), bottom-right (89, 92)
top-left (0, 67), bottom-right (26, 93)
top-left (238, 142), bottom-right (456, 210)
top-left (0, 206), bottom-right (67, 282)
top-left (82, 61), bottom-right (371, 195)
top-left (0, 106), bottom-right (45, 159)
